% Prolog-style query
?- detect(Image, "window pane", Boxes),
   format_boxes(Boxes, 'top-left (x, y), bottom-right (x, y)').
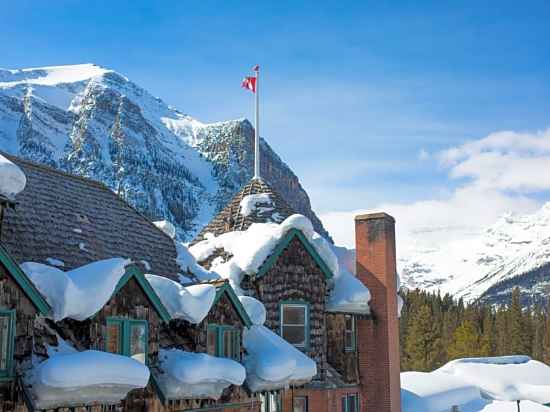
top-left (345, 332), bottom-right (353, 349)
top-left (348, 395), bottom-right (358, 412)
top-left (260, 394), bottom-right (267, 412)
top-left (293, 397), bottom-right (307, 412)
top-left (0, 316), bottom-right (10, 370)
top-left (341, 397), bottom-right (347, 412)
top-left (345, 315), bottom-right (353, 331)
top-left (130, 322), bottom-right (147, 364)
top-left (106, 322), bottom-right (122, 355)
top-left (283, 306), bottom-right (305, 325)
top-left (223, 329), bottom-right (233, 358)
top-left (282, 325), bottom-right (305, 346)
top-left (269, 393), bottom-right (281, 412)
top-left (207, 327), bottom-right (217, 356)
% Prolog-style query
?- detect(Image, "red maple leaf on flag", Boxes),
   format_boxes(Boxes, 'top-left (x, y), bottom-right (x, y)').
top-left (242, 76), bottom-right (256, 93)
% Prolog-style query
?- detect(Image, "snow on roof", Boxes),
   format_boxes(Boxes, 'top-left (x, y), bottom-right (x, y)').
top-left (25, 350), bottom-right (149, 410)
top-left (0, 64), bottom-right (112, 88)
top-left (154, 349), bottom-right (245, 400)
top-left (238, 295), bottom-right (267, 326)
top-left (436, 356), bottom-right (550, 404)
top-left (22, 258), bottom-right (130, 321)
top-left (189, 214), bottom-right (339, 292)
top-left (0, 153), bottom-right (26, 199)
top-left (401, 371), bottom-right (485, 412)
top-left (153, 220), bottom-right (176, 239)
top-left (239, 193), bottom-right (274, 217)
top-left (243, 324), bottom-right (317, 392)
top-left (176, 242), bottom-right (219, 282)
top-left (145, 274), bottom-right (216, 323)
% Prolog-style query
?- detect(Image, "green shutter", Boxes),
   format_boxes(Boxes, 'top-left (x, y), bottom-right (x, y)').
top-left (0, 309), bottom-right (15, 380)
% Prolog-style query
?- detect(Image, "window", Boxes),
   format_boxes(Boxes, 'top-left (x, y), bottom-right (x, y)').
top-left (0, 309), bottom-right (15, 378)
top-left (106, 318), bottom-right (148, 364)
top-left (293, 396), bottom-right (308, 412)
top-left (207, 324), bottom-right (240, 360)
top-left (260, 392), bottom-right (282, 412)
top-left (344, 315), bottom-right (356, 351)
top-left (280, 302), bottom-right (309, 348)
top-left (342, 394), bottom-right (358, 412)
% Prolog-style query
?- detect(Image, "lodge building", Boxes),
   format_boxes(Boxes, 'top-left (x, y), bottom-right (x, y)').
top-left (0, 152), bottom-right (401, 412)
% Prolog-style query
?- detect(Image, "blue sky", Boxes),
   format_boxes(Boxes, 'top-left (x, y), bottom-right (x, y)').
top-left (2, 1), bottom-right (550, 247)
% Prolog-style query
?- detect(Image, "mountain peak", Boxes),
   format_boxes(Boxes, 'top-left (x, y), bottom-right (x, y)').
top-left (0, 63), bottom-right (114, 88)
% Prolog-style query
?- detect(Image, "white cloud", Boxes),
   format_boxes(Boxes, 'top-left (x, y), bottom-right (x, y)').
top-left (320, 128), bottom-right (549, 257)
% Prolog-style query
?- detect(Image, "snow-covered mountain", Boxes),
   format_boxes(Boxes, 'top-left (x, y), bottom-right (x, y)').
top-left (400, 203), bottom-right (550, 306)
top-left (0, 64), bottom-right (328, 240)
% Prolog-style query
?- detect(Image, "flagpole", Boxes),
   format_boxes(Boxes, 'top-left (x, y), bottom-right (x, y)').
top-left (254, 66), bottom-right (260, 179)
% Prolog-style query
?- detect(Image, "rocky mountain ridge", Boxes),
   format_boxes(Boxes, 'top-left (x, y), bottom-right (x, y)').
top-left (0, 64), bottom-right (328, 240)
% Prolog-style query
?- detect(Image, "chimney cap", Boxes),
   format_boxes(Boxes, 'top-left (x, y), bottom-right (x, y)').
top-left (354, 212), bottom-right (395, 223)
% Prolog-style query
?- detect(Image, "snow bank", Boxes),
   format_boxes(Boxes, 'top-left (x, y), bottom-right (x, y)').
top-left (189, 214), bottom-right (339, 293)
top-left (0, 153), bottom-right (26, 199)
top-left (155, 349), bottom-right (245, 400)
top-left (238, 295), bottom-right (266, 326)
top-left (145, 274), bottom-right (215, 323)
top-left (437, 356), bottom-right (550, 404)
top-left (239, 194), bottom-right (274, 217)
top-left (401, 371), bottom-right (484, 412)
top-left (154, 220), bottom-right (176, 239)
top-left (22, 258), bottom-right (130, 321)
top-left (27, 350), bottom-right (149, 409)
top-left (243, 325), bottom-right (317, 392)
top-left (176, 242), bottom-right (218, 282)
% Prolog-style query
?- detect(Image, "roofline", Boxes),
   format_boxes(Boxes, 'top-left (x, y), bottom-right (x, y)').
top-left (213, 281), bottom-right (253, 328)
top-left (0, 243), bottom-right (51, 315)
top-left (256, 228), bottom-right (334, 280)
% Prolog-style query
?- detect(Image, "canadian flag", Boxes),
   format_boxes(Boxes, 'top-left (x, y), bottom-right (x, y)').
top-left (241, 76), bottom-right (256, 93)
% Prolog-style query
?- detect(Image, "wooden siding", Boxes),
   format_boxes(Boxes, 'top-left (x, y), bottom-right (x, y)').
top-left (157, 293), bottom-right (256, 411)
top-left (326, 314), bottom-right (359, 383)
top-left (0, 262), bottom-right (40, 411)
top-left (244, 236), bottom-right (328, 380)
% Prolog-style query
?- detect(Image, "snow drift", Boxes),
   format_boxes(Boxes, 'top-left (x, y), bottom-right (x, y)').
top-left (27, 350), bottom-right (149, 409)
top-left (154, 349), bottom-right (245, 400)
top-left (22, 258), bottom-right (130, 321)
top-left (0, 153), bottom-right (26, 199)
top-left (145, 274), bottom-right (215, 323)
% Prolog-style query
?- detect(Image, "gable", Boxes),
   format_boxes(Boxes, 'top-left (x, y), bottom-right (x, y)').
top-left (111, 266), bottom-right (171, 322)
top-left (256, 229), bottom-right (334, 280)
top-left (213, 282), bottom-right (252, 328)
top-left (0, 244), bottom-right (50, 315)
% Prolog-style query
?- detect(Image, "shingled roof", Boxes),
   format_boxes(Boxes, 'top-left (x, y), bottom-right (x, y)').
top-left (0, 153), bottom-right (180, 279)
top-left (192, 177), bottom-right (296, 244)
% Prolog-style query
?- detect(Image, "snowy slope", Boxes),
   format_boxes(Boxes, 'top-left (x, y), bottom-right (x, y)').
top-left (0, 64), bottom-right (328, 240)
top-left (400, 203), bottom-right (550, 304)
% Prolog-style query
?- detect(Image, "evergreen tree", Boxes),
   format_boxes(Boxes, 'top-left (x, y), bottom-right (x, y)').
top-left (447, 320), bottom-right (483, 360)
top-left (509, 288), bottom-right (528, 354)
top-left (404, 304), bottom-right (440, 371)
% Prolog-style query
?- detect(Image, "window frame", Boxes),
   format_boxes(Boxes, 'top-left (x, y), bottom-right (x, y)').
top-left (207, 324), bottom-right (241, 361)
top-left (293, 395), bottom-right (308, 412)
top-left (341, 393), bottom-right (359, 412)
top-left (0, 309), bottom-right (15, 380)
top-left (260, 391), bottom-right (282, 412)
top-left (105, 317), bottom-right (148, 364)
top-left (279, 301), bottom-right (310, 349)
top-left (344, 314), bottom-right (356, 352)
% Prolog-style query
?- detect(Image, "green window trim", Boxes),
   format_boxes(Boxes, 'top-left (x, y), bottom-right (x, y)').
top-left (344, 315), bottom-right (356, 352)
top-left (207, 324), bottom-right (241, 361)
top-left (279, 300), bottom-right (310, 350)
top-left (105, 317), bottom-right (149, 364)
top-left (341, 393), bottom-right (359, 412)
top-left (0, 309), bottom-right (15, 380)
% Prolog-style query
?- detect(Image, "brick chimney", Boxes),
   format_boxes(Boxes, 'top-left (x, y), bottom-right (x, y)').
top-left (355, 212), bottom-right (401, 412)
